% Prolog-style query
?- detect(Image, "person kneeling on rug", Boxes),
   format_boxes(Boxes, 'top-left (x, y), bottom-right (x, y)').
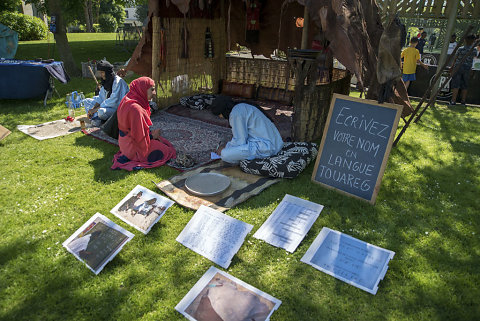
top-left (83, 60), bottom-right (129, 126)
top-left (111, 77), bottom-right (176, 171)
top-left (211, 95), bottom-right (283, 164)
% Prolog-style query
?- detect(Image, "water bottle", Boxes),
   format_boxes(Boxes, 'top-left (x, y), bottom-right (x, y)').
top-left (78, 92), bottom-right (85, 109)
top-left (66, 93), bottom-right (75, 119)
top-left (68, 102), bottom-right (75, 119)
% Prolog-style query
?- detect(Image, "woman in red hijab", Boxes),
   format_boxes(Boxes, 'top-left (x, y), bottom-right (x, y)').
top-left (111, 77), bottom-right (176, 171)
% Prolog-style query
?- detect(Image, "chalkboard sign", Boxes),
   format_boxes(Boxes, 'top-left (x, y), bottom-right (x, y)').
top-left (311, 94), bottom-right (402, 204)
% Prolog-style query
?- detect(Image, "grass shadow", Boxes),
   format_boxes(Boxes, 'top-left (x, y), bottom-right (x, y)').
top-left (73, 133), bottom-right (131, 183)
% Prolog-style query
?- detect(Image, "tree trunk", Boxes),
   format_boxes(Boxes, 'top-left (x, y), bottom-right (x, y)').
top-left (84, 0), bottom-right (93, 32)
top-left (88, 0), bottom-right (94, 31)
top-left (84, 1), bottom-right (92, 32)
top-left (48, 0), bottom-right (80, 76)
top-left (95, 1), bottom-right (100, 24)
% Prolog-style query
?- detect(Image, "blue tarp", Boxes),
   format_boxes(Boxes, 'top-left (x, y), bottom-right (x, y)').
top-left (0, 60), bottom-right (69, 99)
top-left (0, 23), bottom-right (18, 59)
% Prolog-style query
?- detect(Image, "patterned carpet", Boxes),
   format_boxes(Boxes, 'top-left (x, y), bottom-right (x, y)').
top-left (82, 111), bottom-right (233, 170)
top-left (166, 98), bottom-right (293, 140)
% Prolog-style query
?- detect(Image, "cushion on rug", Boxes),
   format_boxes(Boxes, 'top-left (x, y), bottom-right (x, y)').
top-left (221, 81), bottom-right (255, 98)
top-left (239, 142), bottom-right (318, 178)
top-left (180, 93), bottom-right (216, 110)
top-left (257, 86), bottom-right (294, 105)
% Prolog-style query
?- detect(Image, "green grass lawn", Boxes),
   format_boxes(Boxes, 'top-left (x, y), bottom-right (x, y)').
top-left (1, 34), bottom-right (479, 321)
top-left (15, 33), bottom-right (133, 68)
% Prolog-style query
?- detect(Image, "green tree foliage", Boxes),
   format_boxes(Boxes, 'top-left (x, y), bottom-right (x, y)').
top-left (98, 14), bottom-right (117, 32)
top-left (0, 11), bottom-right (47, 40)
top-left (135, 4), bottom-right (148, 26)
top-left (100, 0), bottom-right (125, 27)
top-left (0, 0), bottom-right (22, 13)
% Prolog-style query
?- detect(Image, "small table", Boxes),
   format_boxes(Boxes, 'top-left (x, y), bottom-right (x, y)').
top-left (0, 59), bottom-right (69, 105)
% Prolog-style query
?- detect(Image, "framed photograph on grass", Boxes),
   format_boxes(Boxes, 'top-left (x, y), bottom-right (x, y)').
top-left (63, 213), bottom-right (134, 275)
top-left (111, 185), bottom-right (174, 234)
top-left (176, 266), bottom-right (281, 321)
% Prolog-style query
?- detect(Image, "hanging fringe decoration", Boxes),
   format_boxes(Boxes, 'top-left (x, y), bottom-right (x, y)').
top-left (160, 28), bottom-right (167, 72)
top-left (246, 0), bottom-right (260, 44)
top-left (227, 0), bottom-right (232, 51)
top-left (277, 0), bottom-right (289, 51)
top-left (204, 27), bottom-right (214, 58)
top-left (181, 17), bottom-right (189, 58)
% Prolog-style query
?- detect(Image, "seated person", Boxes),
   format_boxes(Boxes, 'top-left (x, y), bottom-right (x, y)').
top-left (211, 95), bottom-right (283, 164)
top-left (83, 60), bottom-right (129, 126)
top-left (111, 77), bottom-right (176, 171)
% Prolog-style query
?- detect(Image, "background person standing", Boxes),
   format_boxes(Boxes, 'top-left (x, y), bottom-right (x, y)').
top-left (416, 32), bottom-right (427, 54)
top-left (429, 33), bottom-right (437, 52)
top-left (401, 37), bottom-right (429, 90)
top-left (447, 34), bottom-right (457, 55)
top-left (449, 35), bottom-right (477, 106)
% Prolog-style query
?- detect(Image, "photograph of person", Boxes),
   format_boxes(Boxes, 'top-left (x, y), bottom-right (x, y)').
top-left (177, 267), bottom-right (281, 321)
top-left (111, 185), bottom-right (174, 234)
top-left (63, 213), bottom-right (134, 274)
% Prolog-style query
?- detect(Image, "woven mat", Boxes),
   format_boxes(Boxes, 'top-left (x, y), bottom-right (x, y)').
top-left (17, 119), bottom-right (82, 140)
top-left (0, 125), bottom-right (11, 141)
top-left (155, 161), bottom-right (280, 212)
top-left (82, 111), bottom-right (233, 170)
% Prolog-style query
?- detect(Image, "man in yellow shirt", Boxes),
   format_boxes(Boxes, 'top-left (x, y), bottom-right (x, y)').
top-left (401, 37), bottom-right (428, 89)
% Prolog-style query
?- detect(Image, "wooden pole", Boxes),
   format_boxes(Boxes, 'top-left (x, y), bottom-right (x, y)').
top-left (87, 65), bottom-right (99, 87)
top-left (300, 6), bottom-right (309, 50)
top-left (434, 0), bottom-right (460, 92)
top-left (152, 16), bottom-right (161, 100)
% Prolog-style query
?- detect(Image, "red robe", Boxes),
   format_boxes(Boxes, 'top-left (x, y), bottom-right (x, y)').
top-left (111, 77), bottom-right (176, 171)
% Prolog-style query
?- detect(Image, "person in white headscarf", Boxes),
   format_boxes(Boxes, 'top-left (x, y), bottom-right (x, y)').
top-left (211, 95), bottom-right (283, 164)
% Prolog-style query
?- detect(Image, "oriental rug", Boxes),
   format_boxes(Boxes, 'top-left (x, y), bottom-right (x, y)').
top-left (166, 98), bottom-right (293, 140)
top-left (17, 118), bottom-right (82, 140)
top-left (155, 161), bottom-right (280, 212)
top-left (82, 111), bottom-right (233, 170)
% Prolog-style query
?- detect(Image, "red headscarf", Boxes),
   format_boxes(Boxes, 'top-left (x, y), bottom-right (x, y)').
top-left (120, 77), bottom-right (155, 116)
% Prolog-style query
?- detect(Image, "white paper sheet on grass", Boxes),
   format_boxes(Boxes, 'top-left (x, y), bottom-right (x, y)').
top-left (110, 185), bottom-right (174, 234)
top-left (17, 119), bottom-right (82, 140)
top-left (176, 205), bottom-right (253, 268)
top-left (175, 266), bottom-right (282, 321)
top-left (63, 213), bottom-right (134, 275)
top-left (253, 194), bottom-right (324, 252)
top-left (301, 227), bottom-right (395, 294)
